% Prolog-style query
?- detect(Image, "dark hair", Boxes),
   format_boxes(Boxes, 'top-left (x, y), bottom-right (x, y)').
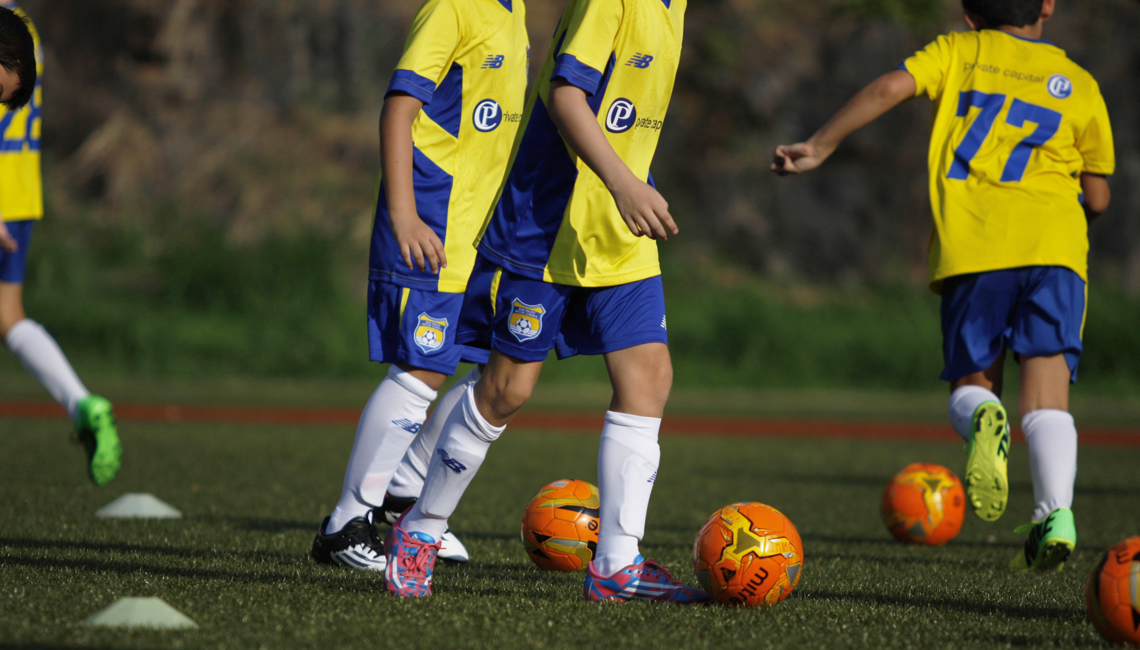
top-left (0, 7), bottom-right (36, 111)
top-left (962, 0), bottom-right (1044, 29)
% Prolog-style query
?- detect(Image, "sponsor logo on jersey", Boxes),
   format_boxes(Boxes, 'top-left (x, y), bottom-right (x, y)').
top-left (626, 53), bottom-right (654, 69)
top-left (392, 419), bottom-right (423, 434)
top-left (473, 99), bottom-right (503, 132)
top-left (437, 448), bottom-right (467, 473)
top-left (482, 55), bottom-right (505, 69)
top-left (1048, 74), bottom-right (1073, 99)
top-left (605, 98), bottom-right (637, 133)
top-left (508, 298), bottom-right (545, 342)
top-left (413, 313), bottom-right (448, 354)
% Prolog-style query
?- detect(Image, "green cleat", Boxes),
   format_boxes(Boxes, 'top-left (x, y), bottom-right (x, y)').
top-left (76, 396), bottom-right (122, 486)
top-left (964, 401), bottom-right (1010, 522)
top-left (1010, 508), bottom-right (1076, 572)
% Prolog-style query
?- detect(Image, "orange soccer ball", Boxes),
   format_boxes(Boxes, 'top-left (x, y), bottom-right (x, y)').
top-left (881, 463), bottom-right (966, 545)
top-left (692, 502), bottom-right (804, 607)
top-left (1086, 536), bottom-right (1140, 647)
top-left (520, 479), bottom-right (600, 572)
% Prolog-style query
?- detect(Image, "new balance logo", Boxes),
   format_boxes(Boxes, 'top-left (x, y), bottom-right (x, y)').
top-left (393, 419), bottom-right (422, 434)
top-left (437, 449), bottom-right (467, 474)
top-left (482, 55), bottom-right (505, 69)
top-left (647, 471), bottom-right (657, 484)
top-left (626, 53), bottom-right (653, 69)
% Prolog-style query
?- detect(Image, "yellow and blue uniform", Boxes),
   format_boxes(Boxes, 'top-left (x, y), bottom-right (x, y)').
top-left (900, 29), bottom-right (1116, 381)
top-left (0, 4), bottom-right (41, 284)
top-left (367, 0), bottom-right (527, 374)
top-left (459, 0), bottom-right (685, 362)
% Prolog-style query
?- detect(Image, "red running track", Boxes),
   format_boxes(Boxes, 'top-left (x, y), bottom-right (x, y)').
top-left (1, 400), bottom-right (1138, 447)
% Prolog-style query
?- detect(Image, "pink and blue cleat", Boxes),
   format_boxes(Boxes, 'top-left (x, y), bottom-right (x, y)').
top-left (384, 513), bottom-right (442, 598)
top-left (584, 556), bottom-right (709, 604)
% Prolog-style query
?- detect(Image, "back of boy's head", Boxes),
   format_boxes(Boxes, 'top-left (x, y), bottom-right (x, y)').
top-left (961, 0), bottom-right (1044, 28)
top-left (0, 6), bottom-right (36, 111)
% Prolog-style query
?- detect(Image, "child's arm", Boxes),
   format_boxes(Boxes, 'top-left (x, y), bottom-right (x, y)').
top-left (1081, 174), bottom-right (1111, 221)
top-left (380, 92), bottom-right (447, 273)
top-left (548, 79), bottom-right (678, 241)
top-left (771, 70), bottom-right (916, 175)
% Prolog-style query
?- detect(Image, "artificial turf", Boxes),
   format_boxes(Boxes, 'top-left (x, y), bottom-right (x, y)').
top-left (1, 413), bottom-right (1137, 649)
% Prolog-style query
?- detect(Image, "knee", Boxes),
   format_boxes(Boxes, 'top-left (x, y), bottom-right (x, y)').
top-left (477, 371), bottom-right (535, 421)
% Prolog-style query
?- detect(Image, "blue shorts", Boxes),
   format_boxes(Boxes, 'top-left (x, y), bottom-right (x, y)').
top-left (0, 220), bottom-right (34, 283)
top-left (940, 266), bottom-right (1086, 383)
top-left (367, 280), bottom-right (491, 375)
top-left (456, 255), bottom-right (669, 362)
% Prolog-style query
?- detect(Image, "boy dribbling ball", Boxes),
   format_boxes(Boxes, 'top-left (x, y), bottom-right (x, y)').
top-left (773, 0), bottom-right (1114, 572)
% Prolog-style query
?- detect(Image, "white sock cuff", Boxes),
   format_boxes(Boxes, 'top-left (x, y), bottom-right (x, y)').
top-left (386, 365), bottom-right (438, 402)
top-left (948, 385), bottom-right (1001, 439)
top-left (4, 318), bottom-right (39, 349)
top-left (602, 411), bottom-right (662, 442)
top-left (462, 385), bottom-right (506, 444)
top-left (949, 385), bottom-right (1000, 409)
top-left (1022, 409), bottom-right (1075, 433)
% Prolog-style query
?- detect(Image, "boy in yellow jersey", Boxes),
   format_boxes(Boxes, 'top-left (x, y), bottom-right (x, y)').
top-left (384, 0), bottom-right (707, 603)
top-left (310, 0), bottom-right (528, 573)
top-left (772, 0), bottom-right (1114, 572)
top-left (0, 3), bottom-right (121, 486)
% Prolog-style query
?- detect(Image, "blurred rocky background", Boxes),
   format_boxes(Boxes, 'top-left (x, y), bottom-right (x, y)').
top-left (6, 0), bottom-right (1140, 386)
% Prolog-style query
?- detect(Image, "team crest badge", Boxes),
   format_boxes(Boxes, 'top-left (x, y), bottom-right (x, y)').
top-left (413, 313), bottom-right (448, 354)
top-left (507, 299), bottom-right (545, 342)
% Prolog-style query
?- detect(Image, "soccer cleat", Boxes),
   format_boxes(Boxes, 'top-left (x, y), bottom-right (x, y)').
top-left (374, 494), bottom-right (470, 563)
top-left (1010, 507), bottom-right (1077, 572)
top-left (963, 401), bottom-right (1010, 522)
top-left (584, 556), bottom-right (710, 604)
top-left (384, 513), bottom-right (442, 598)
top-left (310, 512), bottom-right (387, 571)
top-left (76, 396), bottom-right (121, 487)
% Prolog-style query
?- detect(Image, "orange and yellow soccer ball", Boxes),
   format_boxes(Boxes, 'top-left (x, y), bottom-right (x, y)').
top-left (1086, 536), bottom-right (1140, 647)
top-left (520, 479), bottom-right (600, 572)
top-left (881, 463), bottom-right (965, 546)
top-left (692, 502), bottom-right (804, 607)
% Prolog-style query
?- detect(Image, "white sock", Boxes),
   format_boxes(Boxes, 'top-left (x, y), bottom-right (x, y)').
top-left (402, 384), bottom-right (504, 542)
top-left (4, 319), bottom-right (90, 422)
top-left (593, 411), bottom-right (661, 577)
top-left (1022, 409), bottom-right (1078, 522)
top-left (948, 385), bottom-right (1001, 442)
top-left (325, 366), bottom-right (437, 534)
top-left (388, 366), bottom-right (482, 499)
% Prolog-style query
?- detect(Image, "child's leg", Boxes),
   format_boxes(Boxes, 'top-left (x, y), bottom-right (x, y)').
top-left (1019, 354), bottom-right (1075, 522)
top-left (387, 365), bottom-right (483, 501)
top-left (401, 351), bottom-right (543, 541)
top-left (593, 342), bottom-right (672, 577)
top-left (326, 365), bottom-right (443, 534)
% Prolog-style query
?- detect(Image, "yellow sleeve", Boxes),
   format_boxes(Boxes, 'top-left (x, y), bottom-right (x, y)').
top-left (1078, 84), bottom-right (1115, 175)
top-left (550, 0), bottom-right (624, 95)
top-left (901, 33), bottom-right (955, 102)
top-left (386, 0), bottom-right (463, 104)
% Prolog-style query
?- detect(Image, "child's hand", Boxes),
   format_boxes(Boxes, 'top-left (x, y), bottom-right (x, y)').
top-left (391, 212), bottom-right (447, 274)
top-left (0, 220), bottom-right (16, 253)
top-left (771, 142), bottom-right (827, 175)
top-left (610, 175), bottom-right (678, 241)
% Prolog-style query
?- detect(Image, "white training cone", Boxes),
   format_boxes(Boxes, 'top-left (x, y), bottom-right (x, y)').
top-left (84, 597), bottom-right (198, 629)
top-left (95, 493), bottom-right (183, 519)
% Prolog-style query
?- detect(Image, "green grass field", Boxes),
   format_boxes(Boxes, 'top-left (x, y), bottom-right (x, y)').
top-left (2, 408), bottom-right (1138, 649)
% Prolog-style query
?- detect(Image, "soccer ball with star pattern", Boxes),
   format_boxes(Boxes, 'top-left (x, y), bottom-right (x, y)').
top-left (692, 502), bottom-right (804, 607)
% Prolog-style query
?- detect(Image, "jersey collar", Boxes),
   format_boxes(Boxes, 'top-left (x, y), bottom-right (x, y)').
top-left (990, 29), bottom-right (1054, 46)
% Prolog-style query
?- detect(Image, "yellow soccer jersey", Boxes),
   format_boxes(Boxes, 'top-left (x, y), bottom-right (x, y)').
top-left (476, 0), bottom-right (685, 287)
top-left (370, 0), bottom-right (528, 293)
top-left (0, 5), bottom-right (43, 221)
top-left (903, 29), bottom-right (1115, 290)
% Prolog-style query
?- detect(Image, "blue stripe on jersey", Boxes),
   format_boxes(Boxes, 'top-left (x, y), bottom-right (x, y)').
top-left (497, 0), bottom-right (512, 10)
top-left (478, 97), bottom-right (578, 277)
top-left (423, 63), bottom-right (463, 138)
top-left (370, 146), bottom-right (454, 288)
top-left (585, 53), bottom-right (617, 115)
top-left (387, 70), bottom-right (437, 104)
top-left (552, 54), bottom-right (604, 95)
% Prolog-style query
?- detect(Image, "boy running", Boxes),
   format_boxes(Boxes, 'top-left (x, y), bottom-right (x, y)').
top-left (772, 0), bottom-right (1114, 572)
top-left (0, 2), bottom-right (121, 486)
top-left (382, 0), bottom-right (707, 603)
top-left (310, 0), bottom-right (529, 571)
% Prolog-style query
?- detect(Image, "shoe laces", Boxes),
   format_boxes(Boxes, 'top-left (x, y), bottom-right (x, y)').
top-left (640, 559), bottom-right (677, 584)
top-left (400, 535), bottom-right (442, 577)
